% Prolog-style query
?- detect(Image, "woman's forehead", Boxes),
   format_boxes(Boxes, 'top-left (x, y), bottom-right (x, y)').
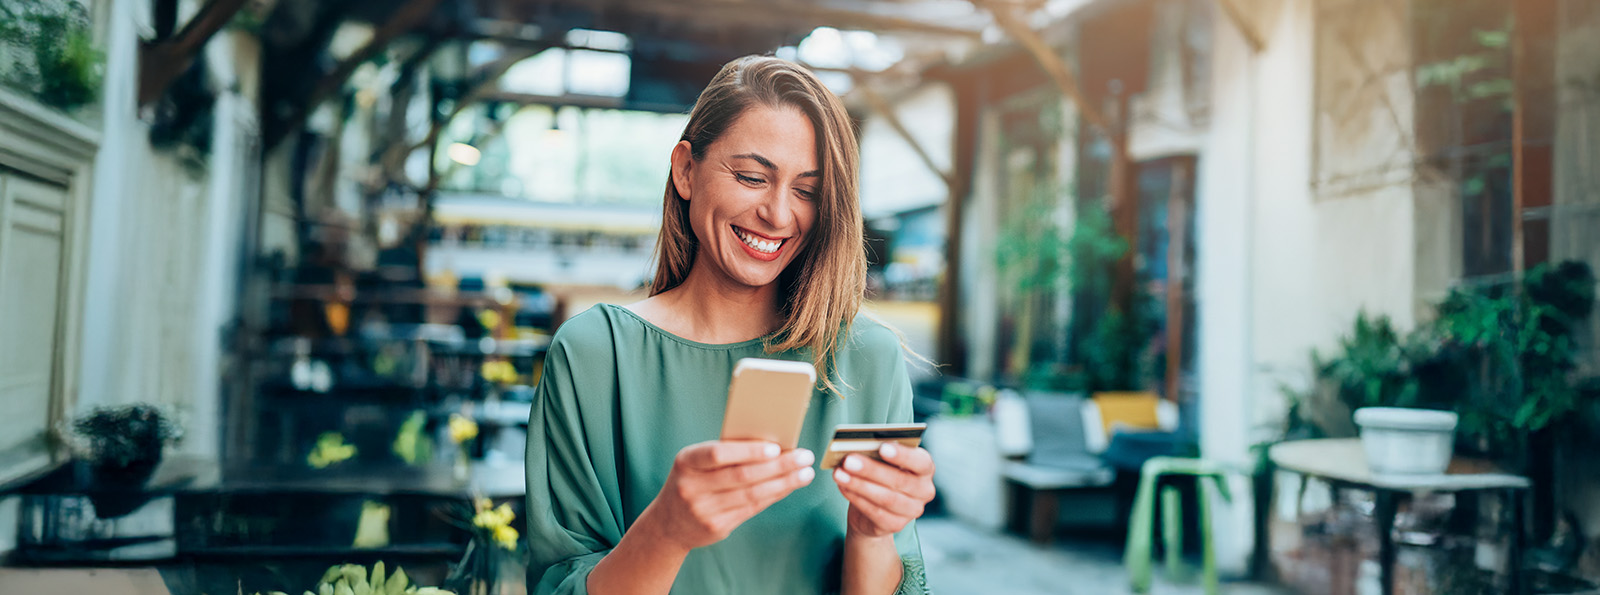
top-left (711, 105), bottom-right (820, 172)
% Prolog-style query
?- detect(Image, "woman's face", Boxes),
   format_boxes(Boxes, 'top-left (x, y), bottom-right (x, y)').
top-left (671, 104), bottom-right (820, 290)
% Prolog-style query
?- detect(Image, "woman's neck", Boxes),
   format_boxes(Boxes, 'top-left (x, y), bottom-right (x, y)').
top-left (633, 264), bottom-right (784, 344)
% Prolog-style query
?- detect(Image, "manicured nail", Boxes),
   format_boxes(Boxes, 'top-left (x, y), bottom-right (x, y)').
top-left (834, 469), bottom-right (851, 484)
top-left (798, 468), bottom-right (815, 482)
top-left (844, 456), bottom-right (864, 472)
top-left (880, 443), bottom-right (898, 458)
top-left (794, 449), bottom-right (815, 466)
top-left (764, 443), bottom-right (781, 458)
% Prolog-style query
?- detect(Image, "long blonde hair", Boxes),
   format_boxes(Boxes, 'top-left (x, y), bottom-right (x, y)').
top-left (650, 55), bottom-right (866, 390)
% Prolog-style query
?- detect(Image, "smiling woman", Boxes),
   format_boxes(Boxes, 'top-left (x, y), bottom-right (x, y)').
top-left (525, 56), bottom-right (934, 595)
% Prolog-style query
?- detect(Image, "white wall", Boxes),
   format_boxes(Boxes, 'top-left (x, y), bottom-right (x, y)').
top-left (1196, 0), bottom-right (1319, 574)
top-left (77, 3), bottom-right (260, 458)
top-left (858, 83), bottom-right (954, 219)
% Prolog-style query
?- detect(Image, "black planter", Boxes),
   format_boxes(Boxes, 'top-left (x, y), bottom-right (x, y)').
top-left (82, 450), bottom-right (163, 519)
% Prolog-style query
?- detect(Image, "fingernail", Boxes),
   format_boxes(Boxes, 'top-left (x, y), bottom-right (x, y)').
top-left (880, 443), bottom-right (898, 458)
top-left (798, 468), bottom-right (815, 483)
top-left (764, 443), bottom-right (780, 458)
top-left (834, 469), bottom-right (851, 484)
top-left (843, 456), bottom-right (864, 472)
top-left (795, 449), bottom-right (815, 466)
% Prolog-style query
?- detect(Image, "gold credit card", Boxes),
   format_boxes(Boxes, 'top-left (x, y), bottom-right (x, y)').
top-left (820, 423), bottom-right (926, 470)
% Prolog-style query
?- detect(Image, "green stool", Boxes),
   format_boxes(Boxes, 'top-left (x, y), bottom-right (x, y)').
top-left (1123, 457), bottom-right (1233, 595)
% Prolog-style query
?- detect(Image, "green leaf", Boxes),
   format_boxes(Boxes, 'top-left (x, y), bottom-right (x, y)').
top-left (1474, 29), bottom-right (1509, 49)
top-left (385, 568), bottom-right (409, 595)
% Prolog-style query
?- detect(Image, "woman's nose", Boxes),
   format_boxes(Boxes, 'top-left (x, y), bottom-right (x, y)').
top-left (756, 186), bottom-right (796, 230)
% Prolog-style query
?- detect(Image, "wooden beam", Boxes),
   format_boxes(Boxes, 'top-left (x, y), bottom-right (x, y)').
top-left (266, 0), bottom-right (447, 148)
top-left (972, 0), bottom-right (1113, 143)
top-left (379, 47), bottom-right (540, 187)
top-left (1163, 159), bottom-right (1191, 402)
top-left (851, 77), bottom-right (953, 188)
top-left (138, 0), bottom-right (250, 106)
top-left (1215, 0), bottom-right (1265, 52)
top-left (937, 78), bottom-right (982, 374)
top-left (604, 0), bottom-right (986, 39)
top-left (1512, 0), bottom-right (1556, 273)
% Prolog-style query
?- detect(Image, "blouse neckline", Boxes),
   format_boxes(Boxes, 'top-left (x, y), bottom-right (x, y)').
top-left (601, 303), bottom-right (776, 351)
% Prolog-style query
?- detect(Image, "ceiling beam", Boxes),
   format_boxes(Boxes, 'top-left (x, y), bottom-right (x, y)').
top-left (138, 0), bottom-right (250, 106)
top-left (265, 0), bottom-right (447, 148)
top-left (851, 74), bottom-right (953, 188)
top-left (603, 0), bottom-right (985, 39)
top-left (970, 0), bottom-right (1112, 142)
top-left (1215, 0), bottom-right (1265, 52)
top-left (379, 46), bottom-right (541, 186)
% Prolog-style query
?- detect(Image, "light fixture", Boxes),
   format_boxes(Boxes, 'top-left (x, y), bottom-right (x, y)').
top-left (448, 142), bottom-right (481, 166)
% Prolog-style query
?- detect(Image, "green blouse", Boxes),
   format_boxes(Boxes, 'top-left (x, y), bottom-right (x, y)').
top-left (525, 303), bottom-right (930, 595)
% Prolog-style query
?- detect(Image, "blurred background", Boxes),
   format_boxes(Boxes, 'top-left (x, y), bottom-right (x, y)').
top-left (0, 0), bottom-right (1598, 593)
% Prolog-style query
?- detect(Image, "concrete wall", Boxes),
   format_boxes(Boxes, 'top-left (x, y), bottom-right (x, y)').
top-left (78, 4), bottom-right (261, 457)
top-left (858, 83), bottom-right (954, 219)
top-left (1196, 0), bottom-right (1320, 574)
top-left (1552, 0), bottom-right (1600, 578)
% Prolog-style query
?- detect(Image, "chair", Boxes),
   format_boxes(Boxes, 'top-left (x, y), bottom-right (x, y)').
top-left (1000, 391), bottom-right (1116, 544)
top-left (1123, 456), bottom-right (1234, 595)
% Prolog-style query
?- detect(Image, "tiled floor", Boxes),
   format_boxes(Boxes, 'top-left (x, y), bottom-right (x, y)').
top-left (917, 517), bottom-right (1291, 595)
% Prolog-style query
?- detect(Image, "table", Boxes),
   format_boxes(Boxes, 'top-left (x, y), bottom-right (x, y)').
top-left (1270, 438), bottom-right (1529, 595)
top-left (6, 456), bottom-right (526, 563)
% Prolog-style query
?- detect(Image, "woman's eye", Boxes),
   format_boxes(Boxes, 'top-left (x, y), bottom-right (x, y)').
top-left (796, 188), bottom-right (818, 201)
top-left (735, 173), bottom-right (766, 186)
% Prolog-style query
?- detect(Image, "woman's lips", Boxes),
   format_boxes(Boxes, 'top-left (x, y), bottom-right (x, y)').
top-left (732, 225), bottom-right (786, 262)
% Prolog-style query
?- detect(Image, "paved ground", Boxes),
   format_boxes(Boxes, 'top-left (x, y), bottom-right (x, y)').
top-left (918, 517), bottom-right (1291, 595)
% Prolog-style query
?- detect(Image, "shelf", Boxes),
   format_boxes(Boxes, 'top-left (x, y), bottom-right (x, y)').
top-left (180, 543), bottom-right (466, 560)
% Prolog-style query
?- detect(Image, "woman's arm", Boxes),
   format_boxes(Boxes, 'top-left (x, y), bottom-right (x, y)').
top-left (836, 443), bottom-right (937, 595)
top-left (586, 441), bottom-right (817, 595)
top-left (841, 527), bottom-right (903, 594)
top-left (586, 508), bottom-right (691, 595)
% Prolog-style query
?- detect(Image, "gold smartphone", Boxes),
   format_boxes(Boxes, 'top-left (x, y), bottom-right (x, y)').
top-left (820, 424), bottom-right (927, 470)
top-left (719, 358), bottom-right (818, 450)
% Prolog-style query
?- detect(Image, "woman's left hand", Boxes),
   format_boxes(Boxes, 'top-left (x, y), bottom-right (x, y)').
top-left (834, 443), bottom-right (936, 538)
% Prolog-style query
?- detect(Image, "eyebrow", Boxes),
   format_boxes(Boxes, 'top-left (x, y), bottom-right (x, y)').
top-left (731, 153), bottom-right (821, 179)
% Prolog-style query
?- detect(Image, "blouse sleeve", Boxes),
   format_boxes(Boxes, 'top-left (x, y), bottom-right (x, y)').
top-left (525, 334), bottom-right (624, 595)
top-left (879, 332), bottom-right (933, 595)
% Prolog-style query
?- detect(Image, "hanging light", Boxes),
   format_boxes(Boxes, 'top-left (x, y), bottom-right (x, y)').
top-left (448, 142), bottom-right (481, 166)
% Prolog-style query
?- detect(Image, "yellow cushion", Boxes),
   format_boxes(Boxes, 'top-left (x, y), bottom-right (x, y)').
top-left (1092, 392), bottom-right (1163, 436)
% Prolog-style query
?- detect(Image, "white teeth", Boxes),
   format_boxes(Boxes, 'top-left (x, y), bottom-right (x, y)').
top-left (734, 227), bottom-right (781, 254)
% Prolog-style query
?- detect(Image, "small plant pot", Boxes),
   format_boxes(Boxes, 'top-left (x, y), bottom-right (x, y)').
top-left (1354, 407), bottom-right (1458, 475)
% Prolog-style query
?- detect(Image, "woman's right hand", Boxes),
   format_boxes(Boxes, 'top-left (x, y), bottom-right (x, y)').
top-left (639, 441), bottom-right (816, 552)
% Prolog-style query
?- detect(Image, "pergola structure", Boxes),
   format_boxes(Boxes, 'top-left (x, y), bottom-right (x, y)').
top-left (137, 0), bottom-right (1267, 395)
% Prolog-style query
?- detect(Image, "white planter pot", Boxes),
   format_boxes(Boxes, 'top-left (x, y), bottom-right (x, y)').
top-left (1353, 407), bottom-right (1458, 476)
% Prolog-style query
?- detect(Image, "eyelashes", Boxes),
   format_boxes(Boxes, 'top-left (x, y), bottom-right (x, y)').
top-left (734, 172), bottom-right (817, 201)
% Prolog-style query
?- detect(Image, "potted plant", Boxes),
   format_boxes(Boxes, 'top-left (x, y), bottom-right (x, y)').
top-left (70, 403), bottom-right (181, 487)
top-left (67, 403), bottom-right (181, 518)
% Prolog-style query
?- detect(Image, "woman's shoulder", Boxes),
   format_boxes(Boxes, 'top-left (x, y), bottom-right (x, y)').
top-left (546, 304), bottom-right (627, 358)
top-left (835, 311), bottom-right (909, 371)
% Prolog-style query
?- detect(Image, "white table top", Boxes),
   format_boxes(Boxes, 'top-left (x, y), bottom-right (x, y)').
top-left (1270, 438), bottom-right (1530, 492)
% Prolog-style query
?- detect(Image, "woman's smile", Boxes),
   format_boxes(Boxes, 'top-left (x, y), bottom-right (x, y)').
top-left (731, 225), bottom-right (787, 261)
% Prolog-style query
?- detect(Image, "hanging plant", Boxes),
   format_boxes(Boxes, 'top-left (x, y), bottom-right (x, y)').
top-left (0, 0), bottom-right (103, 111)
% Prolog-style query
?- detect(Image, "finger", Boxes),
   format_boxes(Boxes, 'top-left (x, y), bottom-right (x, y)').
top-left (707, 449), bottom-right (815, 491)
top-left (878, 443), bottom-right (935, 477)
top-left (679, 440), bottom-right (781, 470)
top-left (716, 465), bottom-right (816, 515)
top-left (841, 482), bottom-right (911, 534)
top-left (834, 467), bottom-right (926, 520)
top-left (839, 455), bottom-right (934, 502)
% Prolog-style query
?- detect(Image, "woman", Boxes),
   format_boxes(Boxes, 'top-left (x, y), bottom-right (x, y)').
top-left (526, 56), bottom-right (935, 595)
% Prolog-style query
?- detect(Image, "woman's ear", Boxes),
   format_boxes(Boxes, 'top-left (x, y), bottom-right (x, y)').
top-left (670, 140), bottom-right (694, 200)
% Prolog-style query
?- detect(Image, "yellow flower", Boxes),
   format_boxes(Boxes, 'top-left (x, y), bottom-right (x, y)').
top-left (492, 524), bottom-right (519, 550)
top-left (448, 414), bottom-right (478, 444)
